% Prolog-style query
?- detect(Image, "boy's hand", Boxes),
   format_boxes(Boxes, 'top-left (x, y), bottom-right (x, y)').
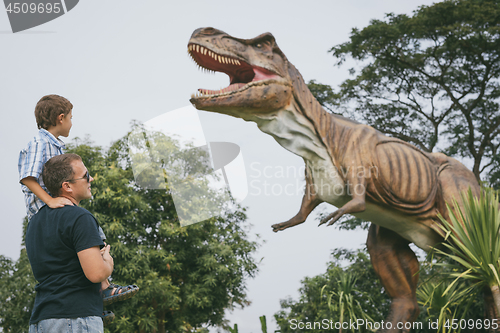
top-left (47, 196), bottom-right (73, 208)
top-left (100, 242), bottom-right (107, 256)
top-left (101, 244), bottom-right (114, 271)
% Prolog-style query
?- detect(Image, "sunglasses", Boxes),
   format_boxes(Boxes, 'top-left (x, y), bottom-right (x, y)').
top-left (63, 171), bottom-right (90, 184)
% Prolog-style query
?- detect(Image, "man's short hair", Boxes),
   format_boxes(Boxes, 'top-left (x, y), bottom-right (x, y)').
top-left (35, 95), bottom-right (73, 130)
top-left (42, 154), bottom-right (82, 197)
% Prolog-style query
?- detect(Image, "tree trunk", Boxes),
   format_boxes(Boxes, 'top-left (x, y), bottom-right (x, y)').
top-left (489, 285), bottom-right (500, 332)
top-left (158, 310), bottom-right (166, 333)
top-left (473, 158), bottom-right (481, 184)
top-left (484, 287), bottom-right (499, 333)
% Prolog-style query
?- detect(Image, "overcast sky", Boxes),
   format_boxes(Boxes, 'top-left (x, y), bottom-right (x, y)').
top-left (1, 1), bottom-right (438, 332)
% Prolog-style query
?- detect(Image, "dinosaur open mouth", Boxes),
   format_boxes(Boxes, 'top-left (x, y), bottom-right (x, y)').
top-left (188, 43), bottom-right (280, 97)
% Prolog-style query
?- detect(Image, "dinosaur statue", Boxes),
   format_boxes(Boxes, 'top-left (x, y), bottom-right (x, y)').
top-left (187, 27), bottom-right (481, 332)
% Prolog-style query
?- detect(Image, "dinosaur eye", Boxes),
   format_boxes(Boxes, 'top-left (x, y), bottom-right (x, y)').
top-left (255, 43), bottom-right (262, 48)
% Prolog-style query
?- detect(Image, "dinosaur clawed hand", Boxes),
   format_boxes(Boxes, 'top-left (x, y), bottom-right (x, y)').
top-left (318, 209), bottom-right (344, 227)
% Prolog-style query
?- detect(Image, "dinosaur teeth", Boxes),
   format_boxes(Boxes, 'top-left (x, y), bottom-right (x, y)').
top-left (188, 44), bottom-right (243, 69)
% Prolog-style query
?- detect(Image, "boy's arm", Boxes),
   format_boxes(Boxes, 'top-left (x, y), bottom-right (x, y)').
top-left (77, 244), bottom-right (114, 283)
top-left (21, 177), bottom-right (72, 208)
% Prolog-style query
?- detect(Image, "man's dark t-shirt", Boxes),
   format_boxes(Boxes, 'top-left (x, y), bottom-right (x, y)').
top-left (25, 205), bottom-right (105, 324)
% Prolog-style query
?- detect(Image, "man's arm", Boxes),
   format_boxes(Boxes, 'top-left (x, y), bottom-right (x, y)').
top-left (77, 244), bottom-right (114, 283)
top-left (21, 176), bottom-right (72, 208)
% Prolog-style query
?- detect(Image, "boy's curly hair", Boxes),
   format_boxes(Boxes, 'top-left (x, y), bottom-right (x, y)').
top-left (35, 95), bottom-right (73, 130)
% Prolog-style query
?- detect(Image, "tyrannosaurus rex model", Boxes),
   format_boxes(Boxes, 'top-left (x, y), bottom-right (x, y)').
top-left (187, 27), bottom-right (480, 332)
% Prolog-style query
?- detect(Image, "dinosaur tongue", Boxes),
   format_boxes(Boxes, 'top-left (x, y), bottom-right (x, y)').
top-left (198, 67), bottom-right (279, 95)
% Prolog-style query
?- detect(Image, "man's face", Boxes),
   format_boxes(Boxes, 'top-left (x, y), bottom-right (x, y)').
top-left (68, 159), bottom-right (94, 202)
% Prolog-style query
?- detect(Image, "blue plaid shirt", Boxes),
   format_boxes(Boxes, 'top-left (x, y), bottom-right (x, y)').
top-left (19, 129), bottom-right (65, 220)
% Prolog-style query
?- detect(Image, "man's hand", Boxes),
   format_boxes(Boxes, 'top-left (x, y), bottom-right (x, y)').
top-left (47, 196), bottom-right (73, 208)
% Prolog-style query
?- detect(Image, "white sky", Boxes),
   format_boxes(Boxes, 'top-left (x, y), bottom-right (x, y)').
top-left (0, 1), bottom-right (438, 332)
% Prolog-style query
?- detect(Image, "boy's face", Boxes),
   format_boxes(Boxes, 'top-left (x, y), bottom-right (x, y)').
top-left (60, 110), bottom-right (73, 137)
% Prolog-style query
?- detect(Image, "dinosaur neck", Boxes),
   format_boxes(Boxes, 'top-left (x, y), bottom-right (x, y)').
top-left (254, 101), bottom-right (331, 162)
top-left (248, 61), bottom-right (357, 166)
top-left (283, 62), bottom-right (357, 163)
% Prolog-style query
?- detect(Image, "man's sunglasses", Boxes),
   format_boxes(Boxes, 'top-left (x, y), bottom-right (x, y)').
top-left (63, 171), bottom-right (90, 184)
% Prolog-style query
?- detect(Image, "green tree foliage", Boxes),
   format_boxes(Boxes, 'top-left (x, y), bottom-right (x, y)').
top-left (0, 127), bottom-right (259, 333)
top-left (416, 280), bottom-right (478, 333)
top-left (309, 0), bottom-right (500, 187)
top-left (320, 270), bottom-right (375, 332)
top-left (72, 129), bottom-right (260, 333)
top-left (274, 248), bottom-right (390, 333)
top-left (275, 248), bottom-right (492, 333)
top-left (433, 188), bottom-right (500, 317)
top-left (0, 218), bottom-right (36, 333)
top-left (0, 251), bottom-right (36, 333)
top-left (259, 315), bottom-right (268, 333)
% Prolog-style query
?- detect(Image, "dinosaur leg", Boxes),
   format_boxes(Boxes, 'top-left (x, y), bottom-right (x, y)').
top-left (272, 168), bottom-right (321, 232)
top-left (318, 177), bottom-right (366, 226)
top-left (367, 224), bottom-right (419, 333)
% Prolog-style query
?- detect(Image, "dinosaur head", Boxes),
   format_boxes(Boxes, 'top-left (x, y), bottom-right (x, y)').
top-left (188, 27), bottom-right (293, 120)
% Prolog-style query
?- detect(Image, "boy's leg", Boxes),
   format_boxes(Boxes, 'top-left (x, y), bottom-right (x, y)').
top-left (99, 227), bottom-right (139, 305)
top-left (101, 281), bottom-right (139, 305)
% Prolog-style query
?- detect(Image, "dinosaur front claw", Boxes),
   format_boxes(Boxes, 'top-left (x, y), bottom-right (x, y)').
top-left (319, 210), bottom-right (343, 227)
top-left (271, 223), bottom-right (285, 232)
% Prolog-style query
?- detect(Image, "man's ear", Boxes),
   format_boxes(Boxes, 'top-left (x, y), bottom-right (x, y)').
top-left (61, 181), bottom-right (72, 194)
top-left (57, 113), bottom-right (65, 124)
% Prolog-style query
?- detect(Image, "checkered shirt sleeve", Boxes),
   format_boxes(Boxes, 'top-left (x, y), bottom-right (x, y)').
top-left (18, 130), bottom-right (65, 219)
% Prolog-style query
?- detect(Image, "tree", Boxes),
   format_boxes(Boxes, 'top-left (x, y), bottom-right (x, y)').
top-left (311, 0), bottom-right (500, 186)
top-left (0, 126), bottom-right (260, 333)
top-left (0, 252), bottom-right (36, 333)
top-left (274, 247), bottom-right (493, 333)
top-left (320, 270), bottom-right (375, 332)
top-left (0, 219), bottom-right (36, 333)
top-left (433, 188), bottom-right (500, 321)
top-left (72, 128), bottom-right (260, 333)
top-left (416, 280), bottom-right (478, 333)
top-left (274, 248), bottom-right (390, 333)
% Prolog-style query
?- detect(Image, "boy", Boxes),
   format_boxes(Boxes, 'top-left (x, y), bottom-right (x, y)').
top-left (18, 95), bottom-right (138, 320)
top-left (19, 94), bottom-right (74, 217)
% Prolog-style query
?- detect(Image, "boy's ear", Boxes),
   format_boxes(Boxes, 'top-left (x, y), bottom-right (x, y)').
top-left (57, 113), bottom-right (65, 123)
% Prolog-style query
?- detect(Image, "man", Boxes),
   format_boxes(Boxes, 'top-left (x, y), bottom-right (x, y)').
top-left (26, 153), bottom-right (113, 333)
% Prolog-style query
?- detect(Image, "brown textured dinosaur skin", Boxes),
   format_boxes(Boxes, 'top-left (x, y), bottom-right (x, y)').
top-left (188, 27), bottom-right (480, 332)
